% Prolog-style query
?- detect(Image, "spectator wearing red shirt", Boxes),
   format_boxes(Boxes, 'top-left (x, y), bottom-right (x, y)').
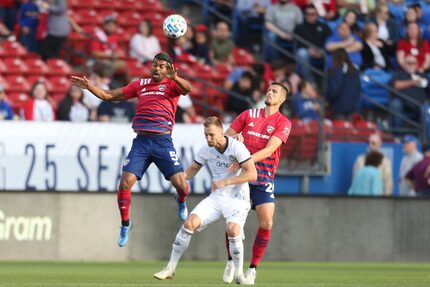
top-left (90, 15), bottom-right (127, 79)
top-left (397, 22), bottom-right (430, 73)
top-left (406, 143), bottom-right (430, 196)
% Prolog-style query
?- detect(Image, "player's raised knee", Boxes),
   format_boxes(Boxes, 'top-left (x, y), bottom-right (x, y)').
top-left (183, 214), bottom-right (200, 231)
top-left (226, 222), bottom-right (241, 237)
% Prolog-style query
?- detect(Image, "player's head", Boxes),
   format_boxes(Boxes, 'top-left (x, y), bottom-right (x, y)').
top-left (151, 52), bottom-right (173, 82)
top-left (265, 82), bottom-right (289, 108)
top-left (203, 116), bottom-right (224, 148)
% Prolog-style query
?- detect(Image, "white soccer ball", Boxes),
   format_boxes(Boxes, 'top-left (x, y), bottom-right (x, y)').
top-left (163, 14), bottom-right (187, 39)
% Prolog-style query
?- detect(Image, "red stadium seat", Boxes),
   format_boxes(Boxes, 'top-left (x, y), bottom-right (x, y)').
top-left (46, 59), bottom-right (73, 76)
top-left (126, 59), bottom-right (152, 78)
top-left (27, 76), bottom-right (54, 93)
top-left (23, 58), bottom-right (50, 75)
top-left (7, 92), bottom-right (29, 112)
top-left (353, 121), bottom-right (378, 141)
top-left (69, 0), bottom-right (101, 9)
top-left (73, 9), bottom-right (102, 26)
top-left (48, 76), bottom-right (71, 94)
top-left (4, 75), bottom-right (31, 93)
top-left (0, 41), bottom-right (27, 58)
top-left (117, 11), bottom-right (142, 28)
top-left (232, 48), bottom-right (255, 67)
top-left (2, 58), bottom-right (29, 75)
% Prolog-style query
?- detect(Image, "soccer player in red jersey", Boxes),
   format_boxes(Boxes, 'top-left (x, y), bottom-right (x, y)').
top-left (223, 82), bottom-right (292, 284)
top-left (71, 52), bottom-right (192, 247)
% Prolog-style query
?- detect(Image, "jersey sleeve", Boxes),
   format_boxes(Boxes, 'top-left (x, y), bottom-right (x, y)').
top-left (194, 146), bottom-right (209, 166)
top-left (169, 79), bottom-right (183, 97)
top-left (234, 141), bottom-right (251, 165)
top-left (121, 79), bottom-right (140, 100)
top-left (272, 117), bottom-right (292, 144)
top-left (229, 110), bottom-right (249, 133)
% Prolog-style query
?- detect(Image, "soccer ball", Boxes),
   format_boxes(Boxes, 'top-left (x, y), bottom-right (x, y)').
top-left (163, 14), bottom-right (187, 39)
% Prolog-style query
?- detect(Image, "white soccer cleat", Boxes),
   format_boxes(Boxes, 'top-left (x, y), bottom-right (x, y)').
top-left (223, 260), bottom-right (235, 283)
top-left (244, 268), bottom-right (256, 284)
top-left (153, 266), bottom-right (175, 280)
top-left (235, 274), bottom-right (254, 285)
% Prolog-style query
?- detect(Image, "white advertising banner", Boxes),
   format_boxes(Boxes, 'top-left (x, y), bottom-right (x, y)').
top-left (0, 122), bottom-right (212, 193)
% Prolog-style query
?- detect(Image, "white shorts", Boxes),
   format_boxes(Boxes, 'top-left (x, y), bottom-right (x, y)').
top-left (190, 193), bottom-right (251, 233)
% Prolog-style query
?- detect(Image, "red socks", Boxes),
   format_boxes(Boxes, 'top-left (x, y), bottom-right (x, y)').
top-left (117, 189), bottom-right (131, 225)
top-left (176, 183), bottom-right (189, 203)
top-left (251, 228), bottom-right (271, 267)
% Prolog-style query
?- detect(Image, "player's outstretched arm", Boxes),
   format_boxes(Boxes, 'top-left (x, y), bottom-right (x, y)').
top-left (212, 159), bottom-right (257, 191)
top-left (70, 76), bottom-right (126, 101)
top-left (185, 161), bottom-right (202, 180)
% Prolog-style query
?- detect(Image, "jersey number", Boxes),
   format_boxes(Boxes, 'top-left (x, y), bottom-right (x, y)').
top-left (169, 151), bottom-right (180, 166)
top-left (265, 183), bottom-right (274, 193)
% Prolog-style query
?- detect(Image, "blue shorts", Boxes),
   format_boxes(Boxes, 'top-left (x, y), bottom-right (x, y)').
top-left (249, 183), bottom-right (275, 210)
top-left (122, 134), bottom-right (184, 180)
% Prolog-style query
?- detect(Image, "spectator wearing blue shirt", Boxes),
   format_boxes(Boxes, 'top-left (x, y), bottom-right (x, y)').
top-left (293, 80), bottom-right (321, 120)
top-left (325, 22), bottom-right (363, 68)
top-left (19, 0), bottom-right (39, 53)
top-left (0, 84), bottom-right (14, 120)
top-left (348, 150), bottom-right (384, 196)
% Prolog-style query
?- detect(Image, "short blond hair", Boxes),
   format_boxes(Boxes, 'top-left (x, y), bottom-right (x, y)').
top-left (203, 116), bottom-right (223, 128)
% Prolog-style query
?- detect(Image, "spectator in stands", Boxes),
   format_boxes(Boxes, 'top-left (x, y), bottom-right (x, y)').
top-left (271, 59), bottom-right (301, 94)
top-left (41, 0), bottom-right (71, 60)
top-left (325, 22), bottom-right (363, 67)
top-left (57, 85), bottom-right (90, 122)
top-left (189, 24), bottom-right (211, 65)
top-left (264, 0), bottom-right (303, 62)
top-left (370, 4), bottom-right (400, 56)
top-left (337, 0), bottom-right (374, 16)
top-left (293, 80), bottom-right (321, 120)
top-left (19, 0), bottom-right (39, 53)
top-left (235, 0), bottom-right (270, 49)
top-left (22, 80), bottom-right (55, 121)
top-left (312, 0), bottom-right (337, 20)
top-left (361, 23), bottom-right (391, 70)
top-left (294, 4), bottom-right (332, 83)
top-left (389, 55), bottom-right (428, 128)
top-left (399, 5), bottom-right (424, 38)
top-left (348, 150), bottom-right (384, 196)
top-left (175, 94), bottom-right (204, 124)
top-left (226, 71), bottom-right (255, 118)
top-left (343, 9), bottom-right (362, 35)
top-left (208, 0), bottom-right (234, 24)
top-left (399, 135), bottom-right (423, 196)
top-left (0, 84), bottom-right (14, 120)
top-left (406, 142), bottom-right (430, 196)
top-left (325, 48), bottom-right (361, 120)
top-left (0, 0), bottom-right (17, 31)
top-left (353, 132), bottom-right (393, 196)
top-left (90, 15), bottom-right (127, 81)
top-left (210, 21), bottom-right (235, 66)
top-left (224, 62), bottom-right (266, 90)
top-left (82, 69), bottom-right (110, 121)
top-left (129, 19), bottom-right (161, 64)
top-left (397, 22), bottom-right (430, 73)
top-left (0, 19), bottom-right (15, 41)
top-left (97, 100), bottom-right (135, 123)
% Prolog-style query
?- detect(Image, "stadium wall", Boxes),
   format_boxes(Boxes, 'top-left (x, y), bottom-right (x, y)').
top-left (0, 192), bottom-right (429, 262)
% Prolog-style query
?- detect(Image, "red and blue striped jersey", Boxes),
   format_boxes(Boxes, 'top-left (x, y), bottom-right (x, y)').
top-left (230, 108), bottom-right (291, 185)
top-left (122, 77), bottom-right (182, 133)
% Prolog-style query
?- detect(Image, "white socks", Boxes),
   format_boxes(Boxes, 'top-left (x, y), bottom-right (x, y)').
top-left (228, 235), bottom-right (244, 277)
top-left (167, 226), bottom-right (194, 270)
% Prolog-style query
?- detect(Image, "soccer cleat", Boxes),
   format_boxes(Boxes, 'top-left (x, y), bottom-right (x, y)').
top-left (223, 260), bottom-right (235, 283)
top-left (244, 268), bottom-right (257, 284)
top-left (235, 274), bottom-right (254, 285)
top-left (176, 198), bottom-right (188, 221)
top-left (117, 220), bottom-right (133, 247)
top-left (153, 266), bottom-right (175, 280)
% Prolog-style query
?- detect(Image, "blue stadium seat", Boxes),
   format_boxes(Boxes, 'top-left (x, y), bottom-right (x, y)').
top-left (360, 69), bottom-right (392, 109)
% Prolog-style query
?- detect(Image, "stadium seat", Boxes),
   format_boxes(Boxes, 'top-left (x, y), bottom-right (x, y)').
top-left (48, 76), bottom-right (71, 95)
top-left (23, 58), bottom-right (50, 75)
top-left (2, 58), bottom-right (29, 75)
top-left (117, 11), bottom-right (142, 28)
top-left (7, 92), bottom-right (29, 112)
top-left (46, 59), bottom-right (73, 76)
top-left (69, 0), bottom-right (101, 9)
top-left (126, 59), bottom-right (152, 78)
top-left (73, 9), bottom-right (102, 26)
top-left (4, 75), bottom-right (31, 93)
top-left (360, 69), bottom-right (392, 109)
top-left (326, 120), bottom-right (356, 142)
top-left (0, 41), bottom-right (27, 58)
top-left (232, 48), bottom-right (255, 67)
top-left (27, 76), bottom-right (54, 93)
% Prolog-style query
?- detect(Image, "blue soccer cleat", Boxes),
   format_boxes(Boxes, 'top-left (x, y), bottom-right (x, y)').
top-left (176, 199), bottom-right (188, 221)
top-left (117, 220), bottom-right (133, 247)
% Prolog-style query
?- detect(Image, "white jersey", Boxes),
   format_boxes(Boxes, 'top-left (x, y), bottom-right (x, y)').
top-left (195, 137), bottom-right (251, 201)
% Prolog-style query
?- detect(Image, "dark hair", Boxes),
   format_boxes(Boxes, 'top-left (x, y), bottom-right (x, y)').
top-left (204, 116), bottom-right (223, 128)
top-left (138, 19), bottom-right (152, 36)
top-left (241, 71), bottom-right (254, 81)
top-left (153, 52), bottom-right (173, 64)
top-left (405, 22), bottom-right (423, 47)
top-left (365, 151), bottom-right (384, 167)
top-left (422, 142), bottom-right (430, 153)
top-left (251, 63), bottom-right (265, 77)
top-left (331, 48), bottom-right (356, 74)
top-left (271, 81), bottom-right (289, 97)
top-left (304, 4), bottom-right (317, 12)
top-left (30, 80), bottom-right (48, 98)
top-left (298, 80), bottom-right (310, 92)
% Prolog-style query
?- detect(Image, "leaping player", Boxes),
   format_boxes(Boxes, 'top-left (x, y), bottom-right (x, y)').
top-left (154, 117), bottom-right (257, 285)
top-left (223, 82), bottom-right (292, 284)
top-left (71, 52), bottom-right (192, 247)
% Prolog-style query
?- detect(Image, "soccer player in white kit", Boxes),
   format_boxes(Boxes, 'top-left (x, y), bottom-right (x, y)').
top-left (153, 116), bottom-right (257, 285)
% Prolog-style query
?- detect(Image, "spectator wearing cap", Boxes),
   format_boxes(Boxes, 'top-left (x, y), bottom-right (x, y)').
top-left (399, 135), bottom-right (423, 196)
top-left (348, 150), bottom-right (384, 196)
top-left (41, 0), bottom-right (71, 60)
top-left (0, 84), bottom-right (14, 120)
top-left (129, 19), bottom-right (161, 63)
top-left (90, 15), bottom-right (127, 80)
top-left (406, 143), bottom-right (430, 196)
top-left (353, 133), bottom-right (393, 196)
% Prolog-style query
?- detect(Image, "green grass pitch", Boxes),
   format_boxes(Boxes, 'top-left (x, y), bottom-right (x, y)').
top-left (0, 261), bottom-right (429, 287)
